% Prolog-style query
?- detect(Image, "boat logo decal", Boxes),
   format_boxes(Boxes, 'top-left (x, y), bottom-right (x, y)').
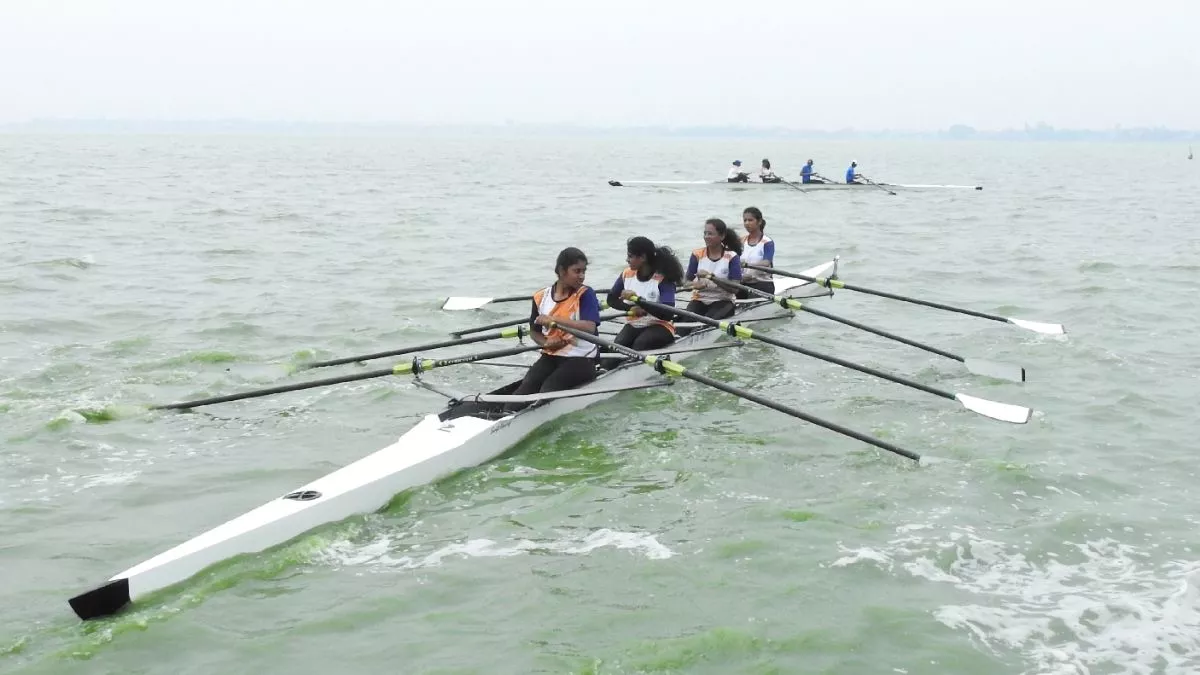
top-left (282, 490), bottom-right (322, 501)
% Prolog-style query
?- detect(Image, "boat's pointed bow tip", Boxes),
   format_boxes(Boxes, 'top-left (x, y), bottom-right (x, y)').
top-left (68, 577), bottom-right (131, 621)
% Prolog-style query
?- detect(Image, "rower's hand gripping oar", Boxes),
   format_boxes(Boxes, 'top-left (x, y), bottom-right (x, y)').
top-left (546, 321), bottom-right (923, 463)
top-left (743, 263), bottom-right (1066, 336)
top-left (152, 345), bottom-right (541, 411)
top-left (707, 277), bottom-right (1026, 383)
top-left (631, 295), bottom-right (1031, 424)
top-left (296, 326), bottom-right (532, 371)
top-left (450, 308), bottom-right (624, 339)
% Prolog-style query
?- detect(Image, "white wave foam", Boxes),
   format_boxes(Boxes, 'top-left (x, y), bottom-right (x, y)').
top-left (321, 528), bottom-right (675, 571)
top-left (830, 527), bottom-right (1200, 675)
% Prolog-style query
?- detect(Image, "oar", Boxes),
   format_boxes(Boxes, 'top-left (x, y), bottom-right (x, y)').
top-left (451, 308), bottom-right (623, 339)
top-left (858, 175), bottom-right (898, 195)
top-left (548, 322), bottom-right (922, 463)
top-left (447, 287), bottom-right (699, 312)
top-left (442, 294), bottom-right (530, 311)
top-left (153, 345), bottom-right (540, 411)
top-left (710, 277), bottom-right (1026, 382)
top-left (296, 326), bottom-right (531, 371)
top-left (629, 295), bottom-right (1031, 424)
top-left (744, 264), bottom-right (1066, 335)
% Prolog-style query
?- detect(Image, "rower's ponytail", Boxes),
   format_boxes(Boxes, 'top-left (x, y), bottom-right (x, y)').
top-left (652, 245), bottom-right (684, 283)
top-left (627, 235), bottom-right (684, 284)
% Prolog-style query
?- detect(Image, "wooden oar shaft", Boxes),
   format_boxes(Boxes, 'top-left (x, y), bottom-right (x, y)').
top-left (552, 323), bottom-right (921, 462)
top-left (744, 264), bottom-right (1014, 325)
top-left (154, 345), bottom-right (539, 411)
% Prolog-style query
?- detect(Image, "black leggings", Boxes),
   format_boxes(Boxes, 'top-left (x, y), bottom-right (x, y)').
top-left (600, 324), bottom-right (675, 369)
top-left (735, 279), bottom-right (774, 300)
top-left (677, 299), bottom-right (735, 336)
top-left (513, 354), bottom-right (597, 396)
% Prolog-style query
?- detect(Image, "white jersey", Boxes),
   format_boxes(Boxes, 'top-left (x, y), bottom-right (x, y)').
top-left (618, 269), bottom-right (674, 331)
top-left (727, 166), bottom-right (745, 180)
top-left (740, 235), bottom-right (775, 282)
top-left (689, 248), bottom-right (740, 303)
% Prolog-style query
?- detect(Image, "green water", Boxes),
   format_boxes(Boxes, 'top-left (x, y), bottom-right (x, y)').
top-left (2, 135), bottom-right (1199, 674)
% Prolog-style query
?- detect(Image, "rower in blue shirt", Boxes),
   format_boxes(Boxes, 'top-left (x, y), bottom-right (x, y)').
top-left (845, 161), bottom-right (860, 184)
top-left (800, 159), bottom-right (829, 184)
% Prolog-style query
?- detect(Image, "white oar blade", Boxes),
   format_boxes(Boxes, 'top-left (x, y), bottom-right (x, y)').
top-left (962, 358), bottom-right (1027, 383)
top-left (954, 393), bottom-right (1031, 424)
top-left (1007, 317), bottom-right (1066, 335)
top-left (442, 297), bottom-right (495, 311)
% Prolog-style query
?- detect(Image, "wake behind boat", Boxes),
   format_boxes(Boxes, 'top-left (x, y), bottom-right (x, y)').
top-left (67, 260), bottom-right (839, 621)
top-left (608, 179), bottom-right (983, 191)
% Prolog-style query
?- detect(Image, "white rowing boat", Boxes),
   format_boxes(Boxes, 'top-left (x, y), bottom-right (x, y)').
top-left (67, 258), bottom-right (840, 620)
top-left (607, 179), bottom-right (983, 191)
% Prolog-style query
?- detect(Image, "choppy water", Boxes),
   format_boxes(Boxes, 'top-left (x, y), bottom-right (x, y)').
top-left (2, 134), bottom-right (1199, 674)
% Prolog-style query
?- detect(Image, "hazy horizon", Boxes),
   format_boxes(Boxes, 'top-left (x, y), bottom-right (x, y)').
top-left (2, 0), bottom-right (1197, 130)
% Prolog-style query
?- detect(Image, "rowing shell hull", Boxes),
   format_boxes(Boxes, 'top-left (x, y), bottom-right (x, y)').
top-left (607, 179), bottom-right (983, 191)
top-left (67, 259), bottom-right (838, 620)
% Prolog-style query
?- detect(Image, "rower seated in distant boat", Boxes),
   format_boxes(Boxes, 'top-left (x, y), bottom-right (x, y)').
top-left (681, 218), bottom-right (744, 335)
top-left (511, 247), bottom-right (602, 400)
top-left (759, 159), bottom-right (781, 183)
top-left (606, 236), bottom-right (684, 353)
top-left (738, 206), bottom-right (775, 298)
top-left (845, 161), bottom-right (862, 184)
top-left (727, 160), bottom-right (750, 183)
top-left (800, 159), bottom-right (827, 184)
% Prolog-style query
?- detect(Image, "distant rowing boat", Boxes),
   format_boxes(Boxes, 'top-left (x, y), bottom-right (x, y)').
top-left (608, 179), bottom-right (983, 191)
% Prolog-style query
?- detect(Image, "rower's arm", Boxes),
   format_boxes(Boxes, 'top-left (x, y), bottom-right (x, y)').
top-left (548, 288), bottom-right (600, 334)
top-left (684, 254), bottom-right (699, 282)
top-left (761, 241), bottom-right (775, 268)
top-left (728, 256), bottom-right (743, 281)
top-left (639, 282), bottom-right (677, 321)
top-left (606, 275), bottom-right (631, 311)
top-left (528, 301), bottom-right (548, 347)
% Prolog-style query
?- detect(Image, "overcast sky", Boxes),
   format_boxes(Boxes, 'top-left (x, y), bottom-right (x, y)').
top-left (1, 0), bottom-right (1196, 130)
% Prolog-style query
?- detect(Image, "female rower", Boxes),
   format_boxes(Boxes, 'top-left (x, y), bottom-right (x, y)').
top-left (738, 206), bottom-right (775, 298)
top-left (759, 158), bottom-right (780, 183)
top-left (606, 236), bottom-right (684, 351)
top-left (682, 218), bottom-right (743, 334)
top-left (512, 247), bottom-right (602, 398)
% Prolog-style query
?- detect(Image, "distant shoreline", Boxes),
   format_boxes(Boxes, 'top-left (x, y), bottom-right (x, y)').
top-left (1, 120), bottom-right (1197, 142)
